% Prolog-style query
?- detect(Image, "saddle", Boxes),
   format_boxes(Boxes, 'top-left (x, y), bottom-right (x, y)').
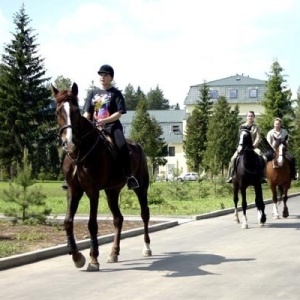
top-left (96, 127), bottom-right (118, 160)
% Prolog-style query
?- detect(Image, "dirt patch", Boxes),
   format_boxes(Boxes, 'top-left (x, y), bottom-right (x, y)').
top-left (0, 219), bottom-right (160, 258)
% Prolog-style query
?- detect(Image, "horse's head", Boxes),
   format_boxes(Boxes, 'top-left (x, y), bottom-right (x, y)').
top-left (237, 128), bottom-right (253, 154)
top-left (51, 83), bottom-right (81, 152)
top-left (272, 137), bottom-right (287, 167)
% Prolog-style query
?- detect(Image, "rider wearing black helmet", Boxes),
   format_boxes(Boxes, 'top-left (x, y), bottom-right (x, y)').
top-left (82, 64), bottom-right (139, 190)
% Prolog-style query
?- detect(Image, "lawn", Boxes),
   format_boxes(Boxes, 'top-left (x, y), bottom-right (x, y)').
top-left (0, 179), bottom-right (299, 217)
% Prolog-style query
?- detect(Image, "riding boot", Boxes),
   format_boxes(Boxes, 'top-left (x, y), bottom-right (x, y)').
top-left (226, 161), bottom-right (235, 183)
top-left (61, 179), bottom-right (68, 190)
top-left (123, 148), bottom-right (139, 189)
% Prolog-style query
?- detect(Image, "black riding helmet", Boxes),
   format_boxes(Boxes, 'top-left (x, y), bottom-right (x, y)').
top-left (97, 64), bottom-right (114, 78)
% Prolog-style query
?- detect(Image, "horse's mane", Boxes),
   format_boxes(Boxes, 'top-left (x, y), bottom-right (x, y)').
top-left (56, 89), bottom-right (80, 108)
top-left (257, 137), bottom-right (275, 161)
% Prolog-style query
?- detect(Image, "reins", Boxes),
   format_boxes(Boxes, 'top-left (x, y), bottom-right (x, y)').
top-left (62, 125), bottom-right (101, 165)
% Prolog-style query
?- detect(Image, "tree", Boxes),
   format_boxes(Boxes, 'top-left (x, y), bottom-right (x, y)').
top-left (0, 4), bottom-right (54, 177)
top-left (183, 81), bottom-right (213, 172)
top-left (259, 59), bottom-right (293, 135)
top-left (53, 75), bottom-right (72, 90)
top-left (123, 83), bottom-right (139, 110)
top-left (3, 148), bottom-right (51, 224)
top-left (204, 96), bottom-right (240, 177)
top-left (147, 85), bottom-right (170, 110)
top-left (291, 87), bottom-right (300, 175)
top-left (130, 100), bottom-right (168, 176)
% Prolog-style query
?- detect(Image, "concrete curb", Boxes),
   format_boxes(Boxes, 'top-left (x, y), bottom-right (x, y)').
top-left (0, 220), bottom-right (179, 271)
top-left (1, 192), bottom-right (299, 271)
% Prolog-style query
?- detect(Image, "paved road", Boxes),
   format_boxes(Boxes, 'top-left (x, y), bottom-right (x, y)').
top-left (1, 195), bottom-right (300, 300)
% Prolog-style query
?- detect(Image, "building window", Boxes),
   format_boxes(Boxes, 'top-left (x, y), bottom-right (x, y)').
top-left (210, 90), bottom-right (219, 99)
top-left (168, 146), bottom-right (175, 157)
top-left (249, 88), bottom-right (258, 98)
top-left (171, 125), bottom-right (181, 134)
top-left (229, 89), bottom-right (238, 99)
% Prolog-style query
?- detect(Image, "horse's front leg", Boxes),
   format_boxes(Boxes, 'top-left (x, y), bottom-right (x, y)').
top-left (105, 188), bottom-right (123, 263)
top-left (240, 188), bottom-right (248, 229)
top-left (282, 188), bottom-right (289, 218)
top-left (233, 184), bottom-right (240, 224)
top-left (64, 188), bottom-right (86, 269)
top-left (86, 190), bottom-right (100, 271)
top-left (254, 184), bottom-right (266, 225)
top-left (271, 186), bottom-right (279, 219)
top-left (134, 187), bottom-right (152, 257)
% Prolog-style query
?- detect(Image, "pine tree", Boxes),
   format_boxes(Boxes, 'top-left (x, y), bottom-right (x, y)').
top-left (54, 75), bottom-right (72, 90)
top-left (0, 4), bottom-right (54, 177)
top-left (204, 96), bottom-right (240, 177)
top-left (147, 85), bottom-right (170, 110)
top-left (183, 81), bottom-right (213, 172)
top-left (259, 59), bottom-right (293, 135)
top-left (291, 88), bottom-right (300, 175)
top-left (3, 148), bottom-right (51, 224)
top-left (123, 83), bottom-right (138, 110)
top-left (130, 100), bottom-right (168, 176)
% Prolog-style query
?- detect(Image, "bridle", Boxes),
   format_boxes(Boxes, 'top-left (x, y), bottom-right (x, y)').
top-left (58, 102), bottom-right (101, 165)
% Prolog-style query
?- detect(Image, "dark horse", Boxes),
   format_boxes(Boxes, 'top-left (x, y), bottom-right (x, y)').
top-left (266, 137), bottom-right (291, 219)
top-left (233, 128), bottom-right (267, 229)
top-left (52, 83), bottom-right (151, 271)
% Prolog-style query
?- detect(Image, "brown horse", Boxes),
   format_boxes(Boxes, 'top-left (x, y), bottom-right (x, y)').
top-left (52, 83), bottom-right (152, 271)
top-left (266, 137), bottom-right (291, 219)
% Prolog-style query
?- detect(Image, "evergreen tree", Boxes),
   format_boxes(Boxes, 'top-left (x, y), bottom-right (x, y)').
top-left (259, 59), bottom-right (293, 135)
top-left (291, 88), bottom-right (300, 175)
top-left (124, 83), bottom-right (139, 110)
top-left (54, 75), bottom-right (72, 90)
top-left (130, 100), bottom-right (168, 175)
top-left (0, 5), bottom-right (54, 177)
top-left (183, 81), bottom-right (213, 172)
top-left (147, 85), bottom-right (170, 110)
top-left (3, 148), bottom-right (51, 224)
top-left (204, 96), bottom-right (239, 177)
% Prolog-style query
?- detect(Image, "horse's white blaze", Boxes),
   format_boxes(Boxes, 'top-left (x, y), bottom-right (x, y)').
top-left (63, 102), bottom-right (74, 148)
top-left (277, 145), bottom-right (284, 166)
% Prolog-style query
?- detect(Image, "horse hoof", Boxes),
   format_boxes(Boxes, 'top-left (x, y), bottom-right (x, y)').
top-left (143, 249), bottom-right (152, 257)
top-left (241, 224), bottom-right (248, 229)
top-left (74, 253), bottom-right (86, 268)
top-left (87, 263), bottom-right (100, 272)
top-left (273, 215), bottom-right (280, 219)
top-left (107, 255), bottom-right (118, 263)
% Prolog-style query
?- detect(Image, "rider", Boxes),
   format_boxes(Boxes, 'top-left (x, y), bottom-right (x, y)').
top-left (82, 64), bottom-right (139, 189)
top-left (226, 110), bottom-right (267, 183)
top-left (266, 117), bottom-right (297, 180)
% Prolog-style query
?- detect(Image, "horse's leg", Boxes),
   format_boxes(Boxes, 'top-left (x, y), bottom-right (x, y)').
top-left (233, 183), bottom-right (240, 224)
top-left (134, 187), bottom-right (152, 257)
top-left (64, 187), bottom-right (86, 269)
top-left (281, 186), bottom-right (289, 218)
top-left (105, 188), bottom-right (123, 263)
top-left (85, 190), bottom-right (100, 271)
top-left (271, 185), bottom-right (279, 219)
top-left (240, 188), bottom-right (248, 229)
top-left (254, 184), bottom-right (266, 226)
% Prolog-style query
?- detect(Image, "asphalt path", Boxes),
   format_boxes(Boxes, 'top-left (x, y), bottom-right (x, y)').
top-left (1, 195), bottom-right (300, 300)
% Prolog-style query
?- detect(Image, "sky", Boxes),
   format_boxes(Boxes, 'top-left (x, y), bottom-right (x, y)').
top-left (0, 0), bottom-right (300, 107)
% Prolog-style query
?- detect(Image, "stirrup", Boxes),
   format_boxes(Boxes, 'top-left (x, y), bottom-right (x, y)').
top-left (226, 177), bottom-right (233, 183)
top-left (127, 176), bottom-right (139, 189)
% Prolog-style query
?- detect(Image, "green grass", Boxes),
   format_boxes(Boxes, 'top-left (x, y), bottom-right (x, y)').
top-left (0, 180), bottom-right (299, 217)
